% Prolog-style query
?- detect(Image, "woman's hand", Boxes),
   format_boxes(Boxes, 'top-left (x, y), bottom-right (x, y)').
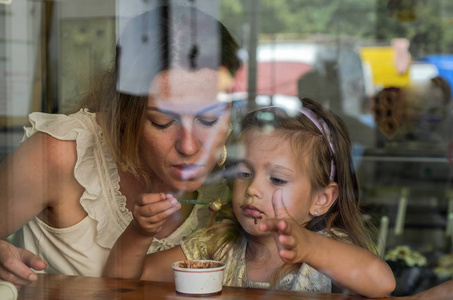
top-left (258, 189), bottom-right (311, 264)
top-left (104, 193), bottom-right (181, 279)
top-left (131, 193), bottom-right (181, 237)
top-left (0, 240), bottom-right (47, 288)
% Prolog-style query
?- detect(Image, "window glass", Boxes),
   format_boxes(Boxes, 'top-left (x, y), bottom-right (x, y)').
top-left (1, 0), bottom-right (453, 296)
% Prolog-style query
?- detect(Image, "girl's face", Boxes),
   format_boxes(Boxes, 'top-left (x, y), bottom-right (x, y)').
top-left (232, 129), bottom-right (314, 236)
top-left (140, 68), bottom-right (234, 193)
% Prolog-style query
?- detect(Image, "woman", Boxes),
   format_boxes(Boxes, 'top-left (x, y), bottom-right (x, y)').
top-left (0, 3), bottom-right (241, 287)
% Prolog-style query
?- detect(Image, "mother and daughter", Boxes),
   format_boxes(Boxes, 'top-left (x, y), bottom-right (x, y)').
top-left (104, 98), bottom-right (396, 298)
top-left (0, 3), bottom-right (395, 298)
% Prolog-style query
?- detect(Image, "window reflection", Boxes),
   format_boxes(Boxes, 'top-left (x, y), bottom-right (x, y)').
top-left (2, 0), bottom-right (453, 296)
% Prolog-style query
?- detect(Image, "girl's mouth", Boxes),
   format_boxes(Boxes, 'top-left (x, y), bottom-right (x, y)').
top-left (241, 204), bottom-right (263, 224)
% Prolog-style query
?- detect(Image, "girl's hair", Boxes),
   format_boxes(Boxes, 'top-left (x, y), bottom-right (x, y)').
top-left (204, 98), bottom-right (376, 287)
top-left (70, 4), bottom-right (241, 182)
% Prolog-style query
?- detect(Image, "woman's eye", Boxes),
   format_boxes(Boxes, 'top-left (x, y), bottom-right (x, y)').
top-left (196, 116), bottom-right (219, 127)
top-left (270, 177), bottom-right (288, 185)
top-left (151, 120), bottom-right (175, 129)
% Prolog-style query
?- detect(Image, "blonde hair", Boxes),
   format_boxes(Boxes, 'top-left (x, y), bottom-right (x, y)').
top-left (203, 98), bottom-right (376, 288)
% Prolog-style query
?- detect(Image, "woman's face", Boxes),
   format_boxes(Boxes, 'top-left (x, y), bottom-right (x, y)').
top-left (141, 68), bottom-right (234, 194)
top-left (232, 129), bottom-right (315, 236)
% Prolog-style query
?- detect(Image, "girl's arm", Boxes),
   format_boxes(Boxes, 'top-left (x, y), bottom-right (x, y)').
top-left (103, 193), bottom-right (185, 280)
top-left (406, 280), bottom-right (453, 299)
top-left (259, 190), bottom-right (395, 298)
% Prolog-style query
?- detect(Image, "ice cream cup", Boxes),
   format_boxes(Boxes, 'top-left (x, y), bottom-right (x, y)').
top-left (171, 260), bottom-right (225, 296)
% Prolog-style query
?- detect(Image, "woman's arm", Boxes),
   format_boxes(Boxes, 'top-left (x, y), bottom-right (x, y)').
top-left (0, 133), bottom-right (57, 238)
top-left (0, 133), bottom-right (80, 286)
top-left (103, 193), bottom-right (185, 281)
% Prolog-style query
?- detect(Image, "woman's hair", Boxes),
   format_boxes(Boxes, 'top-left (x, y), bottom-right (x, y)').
top-left (71, 4), bottom-right (241, 182)
top-left (204, 98), bottom-right (376, 287)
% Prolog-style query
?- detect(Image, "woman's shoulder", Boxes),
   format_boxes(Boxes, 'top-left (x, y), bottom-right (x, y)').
top-left (28, 131), bottom-right (77, 172)
top-left (6, 127), bottom-right (82, 217)
top-left (24, 109), bottom-right (98, 139)
top-left (21, 110), bottom-right (99, 173)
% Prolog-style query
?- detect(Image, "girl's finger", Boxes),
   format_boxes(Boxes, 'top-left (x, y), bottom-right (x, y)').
top-left (279, 249), bottom-right (297, 262)
top-left (278, 234), bottom-right (296, 249)
top-left (258, 220), bottom-right (279, 232)
top-left (277, 220), bottom-right (291, 235)
top-left (272, 189), bottom-right (290, 219)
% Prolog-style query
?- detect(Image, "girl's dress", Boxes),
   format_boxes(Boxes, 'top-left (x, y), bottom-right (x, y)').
top-left (16, 109), bottom-right (229, 277)
top-left (181, 228), bottom-right (332, 292)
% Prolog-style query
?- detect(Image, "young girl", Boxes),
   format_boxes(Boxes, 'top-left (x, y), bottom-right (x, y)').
top-left (104, 98), bottom-right (396, 298)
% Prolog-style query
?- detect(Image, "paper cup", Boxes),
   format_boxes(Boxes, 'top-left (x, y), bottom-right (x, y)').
top-left (172, 260), bottom-right (225, 296)
top-left (0, 281), bottom-right (17, 300)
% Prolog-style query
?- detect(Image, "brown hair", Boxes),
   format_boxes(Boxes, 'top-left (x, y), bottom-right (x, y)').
top-left (70, 4), bottom-right (241, 182)
top-left (204, 98), bottom-right (376, 287)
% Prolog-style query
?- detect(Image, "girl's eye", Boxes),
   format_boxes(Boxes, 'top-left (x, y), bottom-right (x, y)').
top-left (151, 120), bottom-right (175, 129)
top-left (236, 171), bottom-right (252, 180)
top-left (270, 177), bottom-right (288, 185)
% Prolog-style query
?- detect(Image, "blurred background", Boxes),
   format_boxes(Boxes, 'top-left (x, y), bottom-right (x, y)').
top-left (2, 0), bottom-right (453, 296)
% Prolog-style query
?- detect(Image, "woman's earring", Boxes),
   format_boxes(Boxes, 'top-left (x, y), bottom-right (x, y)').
top-left (314, 209), bottom-right (318, 217)
top-left (217, 145), bottom-right (227, 167)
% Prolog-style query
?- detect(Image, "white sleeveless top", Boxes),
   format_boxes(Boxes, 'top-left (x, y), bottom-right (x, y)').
top-left (16, 109), bottom-right (229, 277)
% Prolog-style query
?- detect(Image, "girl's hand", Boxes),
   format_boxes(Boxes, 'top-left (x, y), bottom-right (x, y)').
top-left (131, 193), bottom-right (181, 236)
top-left (258, 189), bottom-right (310, 264)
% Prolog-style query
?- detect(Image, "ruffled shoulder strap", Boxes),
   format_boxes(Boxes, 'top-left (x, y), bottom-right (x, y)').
top-left (24, 109), bottom-right (132, 248)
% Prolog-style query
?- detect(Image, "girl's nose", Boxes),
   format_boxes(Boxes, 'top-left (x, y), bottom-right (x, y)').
top-left (246, 178), bottom-right (263, 199)
top-left (176, 124), bottom-right (200, 156)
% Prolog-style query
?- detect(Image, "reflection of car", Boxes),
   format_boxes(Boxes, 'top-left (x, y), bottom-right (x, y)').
top-left (409, 62), bottom-right (438, 83)
top-left (422, 55), bottom-right (453, 88)
top-left (232, 41), bottom-right (314, 97)
top-left (233, 40), bottom-right (371, 120)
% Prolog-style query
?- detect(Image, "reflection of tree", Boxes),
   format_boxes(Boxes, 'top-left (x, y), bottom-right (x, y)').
top-left (377, 0), bottom-right (445, 57)
top-left (220, 0), bottom-right (453, 59)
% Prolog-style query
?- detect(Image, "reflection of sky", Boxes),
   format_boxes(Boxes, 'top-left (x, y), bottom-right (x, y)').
top-left (257, 43), bottom-right (317, 64)
top-left (358, 114), bottom-right (375, 128)
top-left (353, 143), bottom-right (365, 169)
top-left (255, 94), bottom-right (302, 111)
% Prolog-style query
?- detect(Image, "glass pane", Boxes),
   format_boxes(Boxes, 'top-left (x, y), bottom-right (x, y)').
top-left (2, 0), bottom-right (452, 297)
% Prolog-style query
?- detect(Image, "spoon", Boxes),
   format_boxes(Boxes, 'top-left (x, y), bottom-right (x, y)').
top-left (178, 198), bottom-right (222, 212)
top-left (177, 199), bottom-right (214, 205)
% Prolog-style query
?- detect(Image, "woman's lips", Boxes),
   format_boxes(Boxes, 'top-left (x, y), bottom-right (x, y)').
top-left (172, 164), bottom-right (204, 180)
top-left (242, 204), bottom-right (263, 218)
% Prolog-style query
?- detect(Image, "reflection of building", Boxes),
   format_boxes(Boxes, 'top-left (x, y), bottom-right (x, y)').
top-left (298, 42), bottom-right (368, 119)
top-left (360, 45), bottom-right (410, 90)
top-left (297, 41), bottom-right (376, 150)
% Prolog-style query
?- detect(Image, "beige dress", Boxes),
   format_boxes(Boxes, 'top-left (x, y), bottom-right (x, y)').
top-left (180, 228), bottom-right (332, 292)
top-left (16, 109), bottom-right (229, 277)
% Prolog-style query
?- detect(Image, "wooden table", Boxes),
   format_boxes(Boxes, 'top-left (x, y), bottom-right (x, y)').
top-left (17, 274), bottom-right (382, 300)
